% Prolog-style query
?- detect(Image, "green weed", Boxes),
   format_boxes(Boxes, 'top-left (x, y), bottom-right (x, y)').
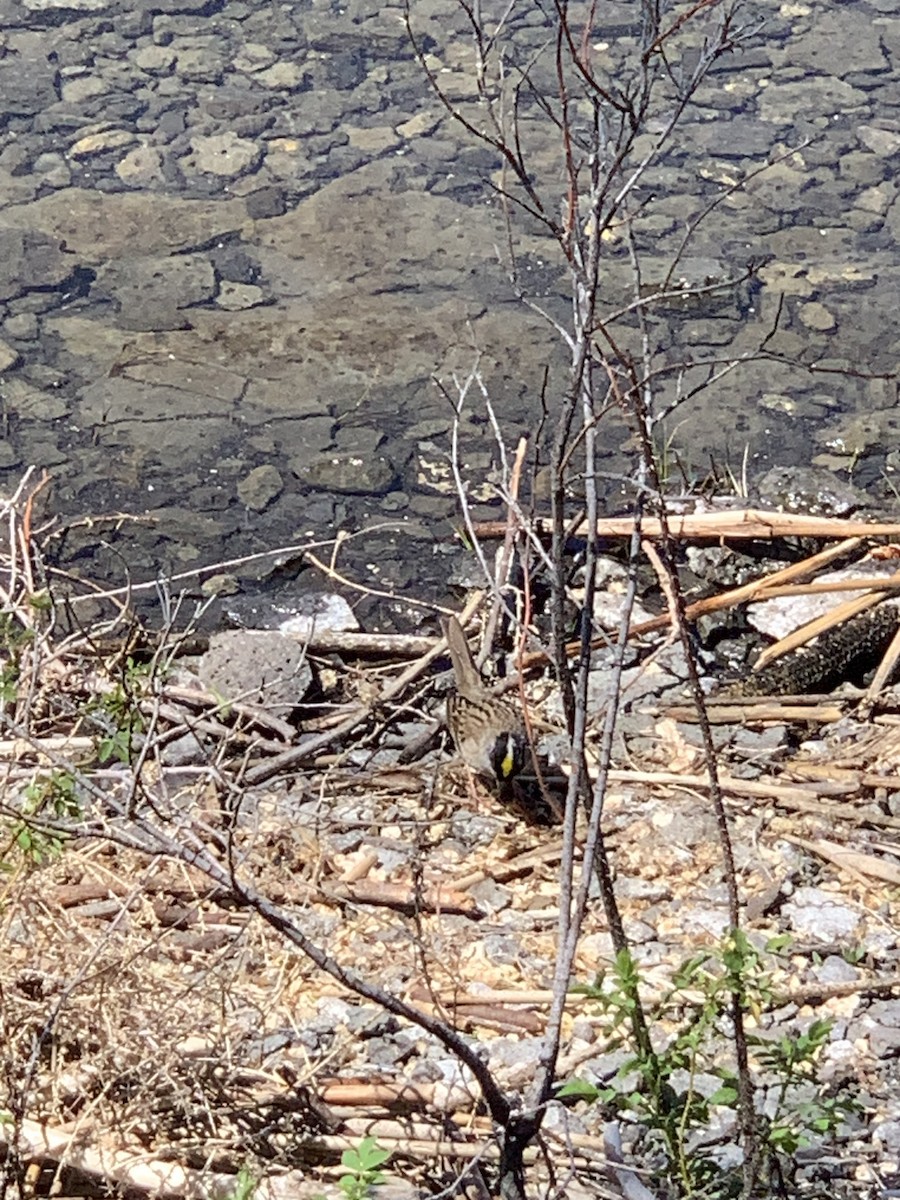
top-left (338, 1136), bottom-right (390, 1199)
top-left (89, 656), bottom-right (151, 765)
top-left (4, 771), bottom-right (82, 870)
top-left (226, 1165), bottom-right (257, 1200)
top-left (560, 934), bottom-right (858, 1195)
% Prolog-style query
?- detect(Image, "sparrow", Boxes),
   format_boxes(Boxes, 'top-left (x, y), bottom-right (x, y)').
top-left (441, 614), bottom-right (527, 786)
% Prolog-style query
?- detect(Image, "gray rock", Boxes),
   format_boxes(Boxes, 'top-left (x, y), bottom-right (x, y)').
top-left (198, 630), bottom-right (312, 716)
top-left (747, 562), bottom-right (899, 640)
top-left (855, 1021), bottom-right (900, 1060)
top-left (488, 1036), bottom-right (543, 1074)
top-left (255, 62), bottom-right (307, 91)
top-left (232, 43), bottom-right (277, 73)
top-left (858, 125), bottom-right (900, 157)
top-left (758, 78), bottom-right (867, 125)
top-left (4, 313), bottom-right (39, 341)
top-left (325, 49), bottom-right (367, 91)
top-left (70, 128), bottom-right (137, 159)
top-left (785, 9), bottom-right (888, 77)
top-left (332, 423), bottom-right (386, 456)
top-left (2, 189), bottom-right (245, 260)
top-left (208, 245), bottom-right (259, 284)
top-left (31, 152), bottom-right (71, 187)
top-left (0, 228), bottom-right (72, 303)
top-left (782, 887), bottom-right (862, 942)
top-left (23, 0), bottom-right (112, 9)
top-left (174, 43), bottom-right (226, 84)
top-left (237, 464), bottom-right (283, 512)
top-left (109, 354), bottom-right (245, 404)
top-left (0, 51), bottom-right (59, 116)
top-left (200, 574), bottom-right (240, 598)
top-left (244, 186), bottom-right (286, 219)
top-left (756, 466), bottom-right (867, 517)
top-left (570, 1019), bottom-right (596, 1044)
top-left (873, 1119), bottom-right (900, 1154)
top-left (669, 1069), bottom-right (728, 1101)
top-left (142, 0), bottom-right (215, 11)
top-left (131, 44), bottom-right (177, 74)
top-left (467, 879), bottom-right (512, 914)
top-left (114, 144), bottom-right (166, 188)
top-left (2, 380), bottom-right (68, 422)
top-left (0, 340), bottom-right (21, 373)
top-left (813, 955), bottom-right (860, 986)
top-left (0, 440), bottom-right (21, 469)
top-left (160, 731), bottom-right (206, 766)
top-left (224, 592), bottom-right (358, 637)
top-left (273, 593), bottom-right (359, 638)
top-left (366, 1033), bottom-right (415, 1067)
top-left (183, 132), bottom-right (263, 178)
top-left (216, 282), bottom-right (265, 311)
top-left (242, 377), bottom-right (334, 423)
top-left (672, 904), bottom-right (732, 940)
top-left (295, 451), bottom-right (398, 495)
top-left (798, 300), bottom-right (837, 332)
top-left (92, 254), bottom-right (217, 330)
top-left (75, 377), bottom-right (230, 454)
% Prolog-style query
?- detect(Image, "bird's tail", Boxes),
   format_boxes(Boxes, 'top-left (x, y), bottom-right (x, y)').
top-left (441, 615), bottom-right (483, 698)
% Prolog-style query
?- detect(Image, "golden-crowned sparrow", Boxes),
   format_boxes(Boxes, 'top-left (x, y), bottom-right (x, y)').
top-left (441, 614), bottom-right (527, 785)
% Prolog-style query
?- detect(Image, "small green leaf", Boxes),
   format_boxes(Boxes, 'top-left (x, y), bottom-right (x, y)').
top-left (556, 1077), bottom-right (601, 1101)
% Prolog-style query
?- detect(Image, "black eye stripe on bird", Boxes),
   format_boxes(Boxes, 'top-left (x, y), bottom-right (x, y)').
top-left (441, 615), bottom-right (527, 787)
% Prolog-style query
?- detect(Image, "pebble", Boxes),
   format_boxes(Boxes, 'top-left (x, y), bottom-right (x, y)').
top-left (184, 131), bottom-right (263, 177)
top-left (296, 451), bottom-right (399, 496)
top-left (216, 281), bottom-right (265, 310)
top-left (197, 630), bottom-right (313, 714)
top-left (31, 152), bottom-right (72, 186)
top-left (237, 464), bottom-right (283, 511)
top-left (60, 75), bottom-right (110, 103)
top-left (798, 300), bottom-right (837, 331)
top-left (782, 888), bottom-right (863, 942)
top-left (200, 573), bottom-right (240, 598)
top-left (347, 126), bottom-right (401, 153)
top-left (4, 313), bottom-right (39, 340)
top-left (0, 339), bottom-right (21, 373)
top-left (114, 144), bottom-right (166, 186)
top-left (255, 62), bottom-right (306, 90)
top-left (69, 129), bottom-right (137, 158)
top-left (232, 43), bottom-right (276, 73)
top-left (272, 593), bottom-right (359, 637)
top-left (131, 44), bottom-right (177, 73)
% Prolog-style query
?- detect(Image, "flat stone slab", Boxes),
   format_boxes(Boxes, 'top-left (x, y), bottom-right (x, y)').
top-left (1, 189), bottom-right (246, 260)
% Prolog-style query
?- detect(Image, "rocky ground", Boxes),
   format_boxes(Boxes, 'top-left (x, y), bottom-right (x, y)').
top-left (3, 482), bottom-right (900, 1197)
top-left (5, 606), bottom-right (900, 1200)
top-left (0, 0), bottom-right (899, 626)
